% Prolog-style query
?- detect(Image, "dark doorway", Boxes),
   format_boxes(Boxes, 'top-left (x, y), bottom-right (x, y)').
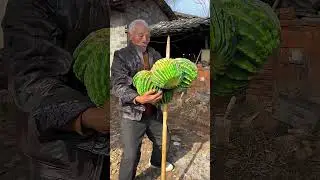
top-left (149, 31), bottom-right (209, 63)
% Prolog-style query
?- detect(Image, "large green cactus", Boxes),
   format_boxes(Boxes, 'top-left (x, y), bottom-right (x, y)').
top-left (211, 0), bottom-right (281, 96)
top-left (132, 58), bottom-right (198, 105)
top-left (73, 28), bottom-right (110, 107)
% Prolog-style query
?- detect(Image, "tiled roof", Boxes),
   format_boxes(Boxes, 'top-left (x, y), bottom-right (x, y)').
top-left (150, 17), bottom-right (210, 37)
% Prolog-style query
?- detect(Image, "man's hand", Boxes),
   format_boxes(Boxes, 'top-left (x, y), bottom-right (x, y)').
top-left (69, 101), bottom-right (109, 135)
top-left (135, 89), bottom-right (163, 105)
top-left (80, 106), bottom-right (109, 134)
top-left (83, 101), bottom-right (109, 134)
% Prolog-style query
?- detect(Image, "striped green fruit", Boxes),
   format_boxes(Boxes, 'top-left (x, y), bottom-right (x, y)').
top-left (73, 28), bottom-right (110, 107)
top-left (150, 58), bottom-right (183, 89)
top-left (174, 58), bottom-right (198, 88)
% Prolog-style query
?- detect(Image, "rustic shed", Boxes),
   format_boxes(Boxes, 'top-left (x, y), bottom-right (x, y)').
top-left (149, 16), bottom-right (210, 64)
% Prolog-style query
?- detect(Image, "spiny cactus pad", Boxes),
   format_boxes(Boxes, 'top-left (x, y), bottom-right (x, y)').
top-left (133, 70), bottom-right (173, 105)
top-left (150, 58), bottom-right (183, 89)
top-left (72, 28), bottom-right (110, 107)
top-left (133, 70), bottom-right (158, 95)
top-left (174, 58), bottom-right (198, 88)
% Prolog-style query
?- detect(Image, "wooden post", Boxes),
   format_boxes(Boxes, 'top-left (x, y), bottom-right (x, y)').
top-left (161, 35), bottom-right (170, 180)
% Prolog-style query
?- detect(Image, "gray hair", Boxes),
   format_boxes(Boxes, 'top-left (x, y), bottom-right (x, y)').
top-left (128, 19), bottom-right (149, 33)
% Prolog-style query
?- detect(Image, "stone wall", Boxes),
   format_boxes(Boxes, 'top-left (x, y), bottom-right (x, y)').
top-left (110, 0), bottom-right (169, 67)
top-left (110, 11), bottom-right (127, 71)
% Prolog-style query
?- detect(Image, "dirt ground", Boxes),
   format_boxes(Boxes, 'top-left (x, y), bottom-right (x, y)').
top-left (110, 88), bottom-right (211, 180)
top-left (214, 97), bottom-right (320, 179)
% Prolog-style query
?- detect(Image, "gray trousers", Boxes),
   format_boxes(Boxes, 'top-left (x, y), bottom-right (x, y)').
top-left (118, 113), bottom-right (171, 180)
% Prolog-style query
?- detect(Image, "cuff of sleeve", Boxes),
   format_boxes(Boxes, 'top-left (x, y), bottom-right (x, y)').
top-left (120, 92), bottom-right (139, 105)
top-left (33, 100), bottom-right (96, 134)
top-left (133, 97), bottom-right (139, 105)
top-left (72, 112), bottom-right (94, 136)
top-left (72, 114), bottom-right (83, 135)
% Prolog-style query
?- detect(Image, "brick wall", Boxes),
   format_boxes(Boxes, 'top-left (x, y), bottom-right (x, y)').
top-left (110, 0), bottom-right (169, 67)
top-left (188, 64), bottom-right (210, 94)
top-left (246, 8), bottom-right (320, 116)
top-left (246, 56), bottom-right (274, 112)
top-left (273, 19), bottom-right (320, 121)
top-left (276, 19), bottom-right (320, 102)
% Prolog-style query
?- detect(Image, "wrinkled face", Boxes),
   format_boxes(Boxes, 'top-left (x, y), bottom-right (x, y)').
top-left (128, 23), bottom-right (150, 51)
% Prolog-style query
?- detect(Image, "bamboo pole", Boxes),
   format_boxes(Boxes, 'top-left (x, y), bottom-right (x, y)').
top-left (161, 35), bottom-right (170, 180)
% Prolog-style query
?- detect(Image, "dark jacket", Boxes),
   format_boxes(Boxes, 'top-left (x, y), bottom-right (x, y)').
top-left (1, 0), bottom-right (110, 179)
top-left (111, 42), bottom-right (163, 121)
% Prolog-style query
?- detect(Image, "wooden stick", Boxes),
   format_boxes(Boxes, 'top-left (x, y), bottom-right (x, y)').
top-left (166, 36), bottom-right (170, 59)
top-left (161, 104), bottom-right (168, 180)
top-left (223, 96), bottom-right (236, 119)
top-left (161, 35), bottom-right (170, 180)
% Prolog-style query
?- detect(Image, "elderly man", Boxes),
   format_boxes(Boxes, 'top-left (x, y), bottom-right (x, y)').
top-left (2, 0), bottom-right (110, 179)
top-left (111, 19), bottom-right (174, 180)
